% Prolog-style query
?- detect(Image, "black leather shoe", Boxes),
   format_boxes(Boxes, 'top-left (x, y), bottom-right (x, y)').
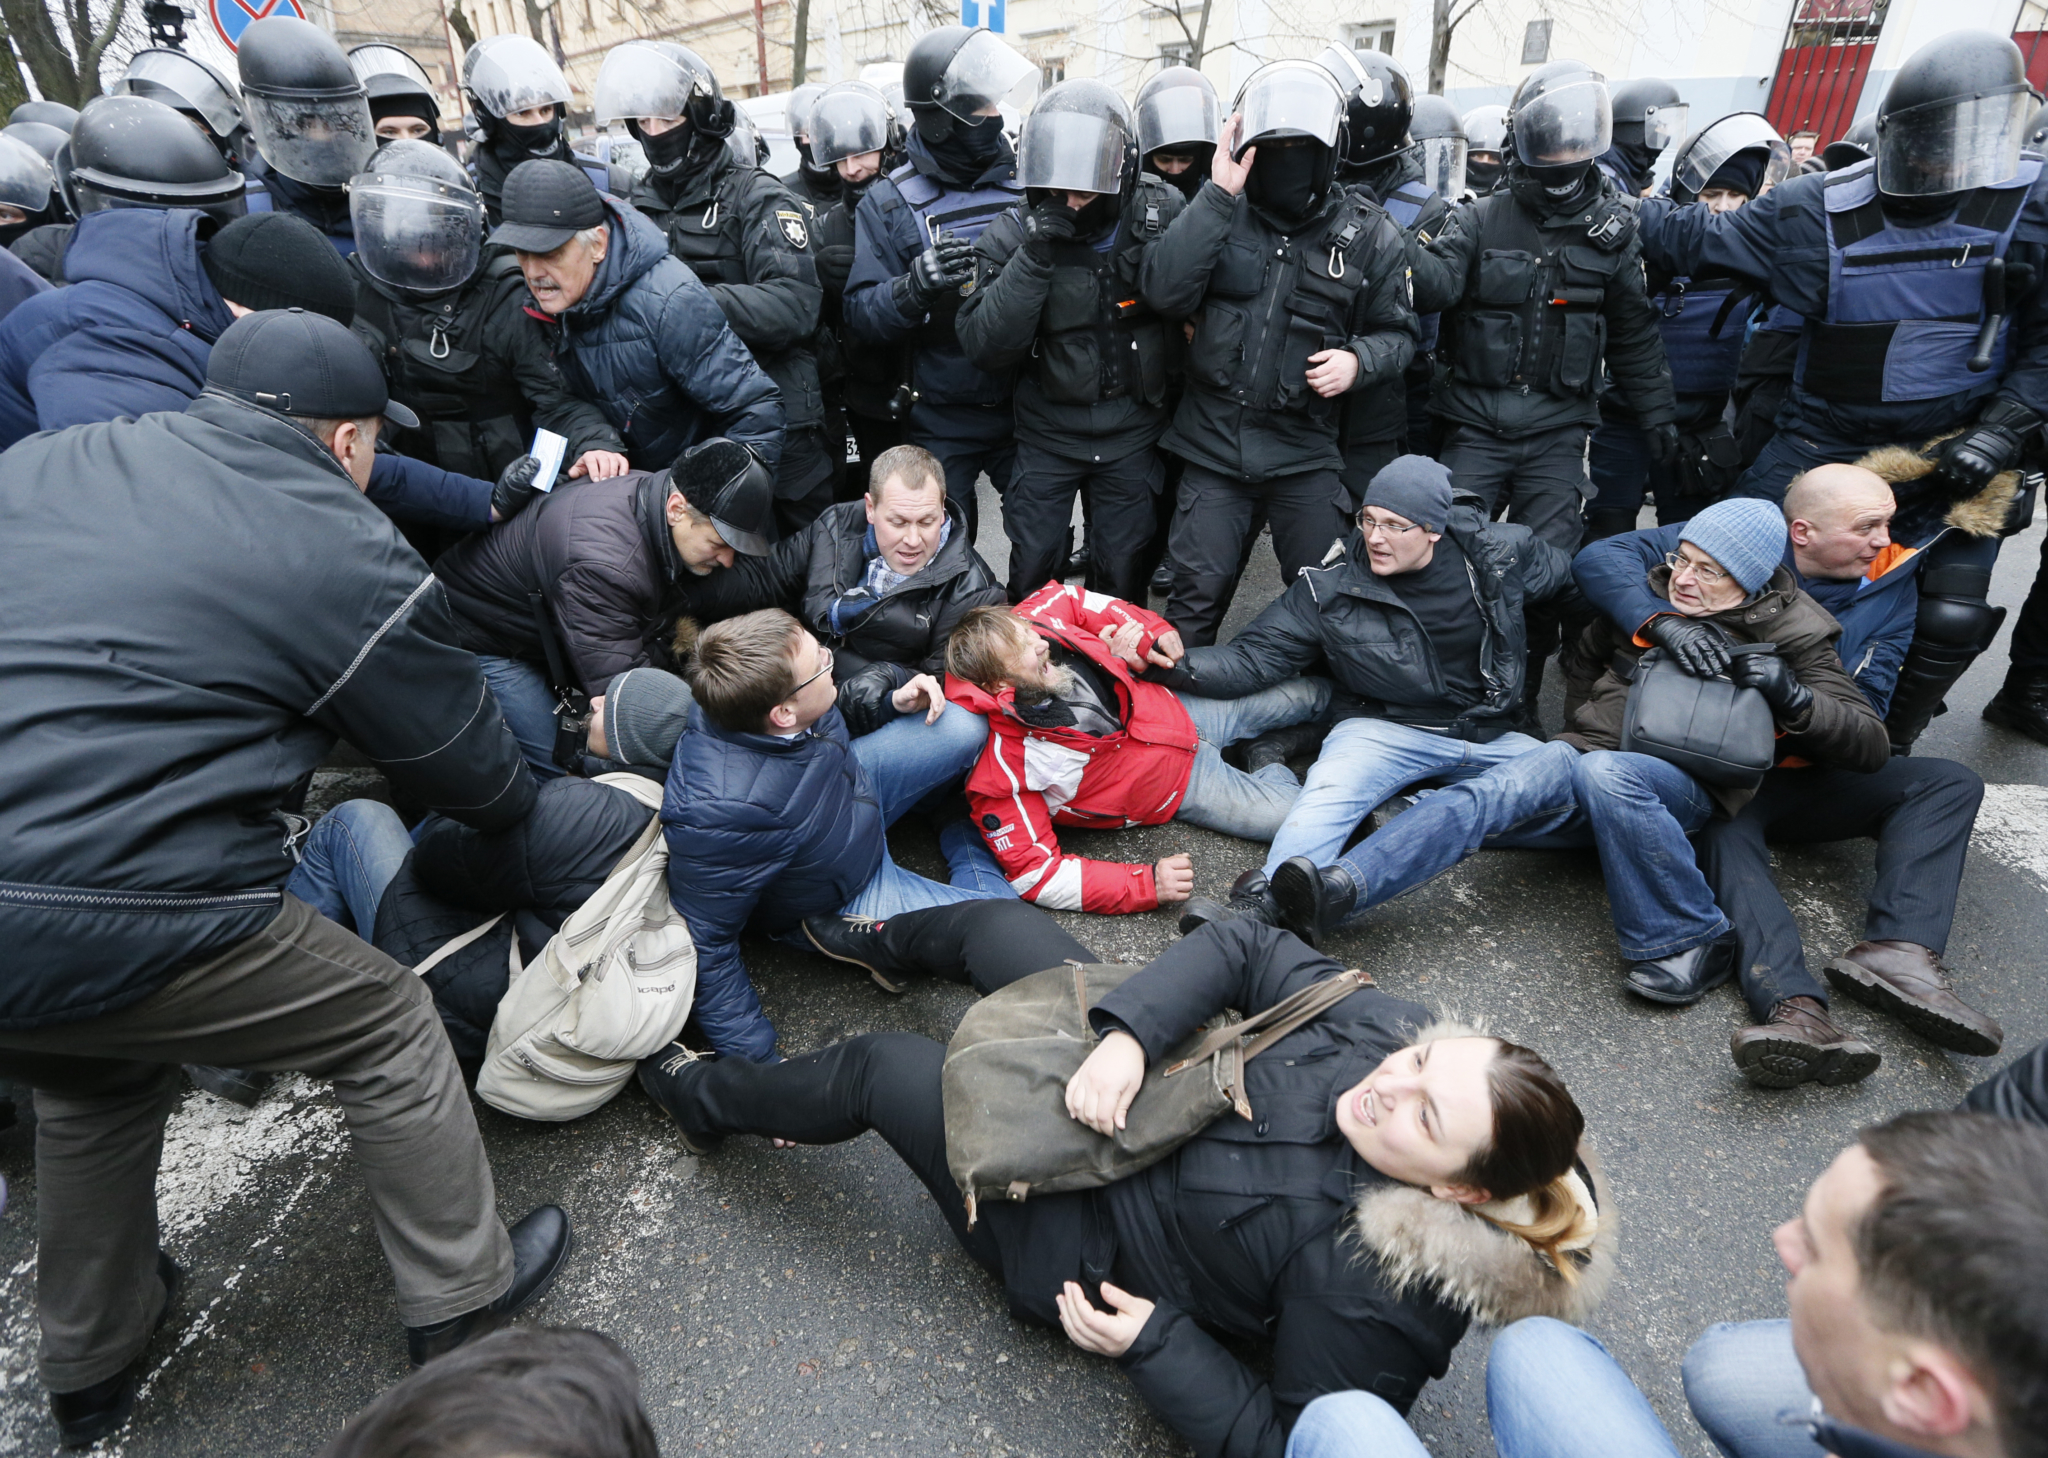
top-left (1624, 933), bottom-right (1738, 1005)
top-left (1177, 869), bottom-right (1277, 936)
top-left (1148, 561), bottom-right (1175, 599)
top-left (184, 1065), bottom-right (274, 1108)
top-left (1269, 857), bottom-right (1358, 950)
top-left (52, 1253), bottom-right (181, 1448)
top-left (637, 1042), bottom-right (723, 1156)
top-left (1065, 545), bottom-right (1090, 580)
top-left (802, 913), bottom-right (908, 994)
top-left (404, 1205), bottom-right (572, 1369)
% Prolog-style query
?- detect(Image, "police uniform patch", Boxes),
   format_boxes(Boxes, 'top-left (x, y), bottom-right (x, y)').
top-left (776, 209), bottom-right (809, 249)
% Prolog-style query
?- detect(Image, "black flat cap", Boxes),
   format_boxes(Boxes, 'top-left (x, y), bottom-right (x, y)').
top-left (674, 437), bottom-right (777, 557)
top-left (206, 308), bottom-right (421, 429)
top-left (488, 158), bottom-right (606, 252)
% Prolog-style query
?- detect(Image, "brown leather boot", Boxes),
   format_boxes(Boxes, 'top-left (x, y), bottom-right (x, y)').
top-left (1825, 940), bottom-right (2003, 1056)
top-left (1730, 997), bottom-right (1881, 1089)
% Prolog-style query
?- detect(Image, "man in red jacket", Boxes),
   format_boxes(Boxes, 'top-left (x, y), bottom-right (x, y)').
top-left (943, 583), bottom-right (1330, 914)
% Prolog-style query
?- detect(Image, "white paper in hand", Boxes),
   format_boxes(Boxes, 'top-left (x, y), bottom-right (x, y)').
top-left (531, 429), bottom-right (569, 493)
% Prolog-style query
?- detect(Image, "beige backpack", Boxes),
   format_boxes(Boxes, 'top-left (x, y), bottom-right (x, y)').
top-left (475, 773), bottom-right (697, 1121)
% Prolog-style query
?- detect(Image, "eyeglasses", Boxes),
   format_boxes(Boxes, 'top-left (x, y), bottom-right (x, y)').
top-left (1360, 513), bottom-right (1422, 538)
top-left (791, 642), bottom-right (834, 696)
top-left (1664, 551), bottom-right (1729, 585)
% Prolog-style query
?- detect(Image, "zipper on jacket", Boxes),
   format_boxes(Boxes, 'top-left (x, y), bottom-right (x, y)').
top-left (0, 881), bottom-right (283, 913)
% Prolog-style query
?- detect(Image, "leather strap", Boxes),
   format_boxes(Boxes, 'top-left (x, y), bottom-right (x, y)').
top-left (1164, 968), bottom-right (1373, 1076)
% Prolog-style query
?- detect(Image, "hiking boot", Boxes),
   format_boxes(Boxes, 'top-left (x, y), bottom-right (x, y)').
top-left (184, 1065), bottom-right (274, 1108)
top-left (1825, 940), bottom-right (2003, 1056)
top-left (637, 1042), bottom-right (723, 1155)
top-left (1242, 722), bottom-right (1326, 776)
top-left (1177, 869), bottom-right (1277, 937)
top-left (1983, 668), bottom-right (2048, 747)
top-left (1730, 997), bottom-right (1881, 1089)
top-left (1624, 932), bottom-right (1738, 1006)
top-left (404, 1205), bottom-right (573, 1368)
top-left (802, 914), bottom-right (909, 994)
top-left (51, 1253), bottom-right (181, 1448)
top-left (1270, 857), bottom-right (1359, 950)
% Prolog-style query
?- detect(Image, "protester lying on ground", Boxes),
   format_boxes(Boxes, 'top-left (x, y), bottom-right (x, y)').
top-left (1270, 499), bottom-right (1891, 1009)
top-left (319, 1327), bottom-right (658, 1458)
top-left (435, 436), bottom-right (780, 779)
top-left (1575, 464), bottom-right (1999, 1088)
top-left (637, 918), bottom-right (1613, 1458)
top-left (713, 443), bottom-right (1006, 736)
top-left (662, 609), bottom-right (1010, 1062)
top-left (1159, 456), bottom-right (1578, 934)
top-left (0, 309), bottom-right (566, 1446)
top-left (943, 584), bottom-right (1331, 914)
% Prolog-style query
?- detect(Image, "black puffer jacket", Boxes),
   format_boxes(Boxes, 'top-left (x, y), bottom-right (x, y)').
top-left (1159, 495), bottom-right (1579, 741)
top-left (720, 497), bottom-right (1004, 734)
top-left (1963, 1040), bottom-right (2048, 1127)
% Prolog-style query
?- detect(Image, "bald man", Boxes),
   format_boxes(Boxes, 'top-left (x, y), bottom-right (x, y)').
top-left (1573, 466), bottom-right (1998, 1089)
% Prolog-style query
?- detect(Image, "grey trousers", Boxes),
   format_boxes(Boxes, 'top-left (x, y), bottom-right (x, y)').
top-left (1439, 421), bottom-right (1592, 551)
top-left (0, 895), bottom-right (512, 1390)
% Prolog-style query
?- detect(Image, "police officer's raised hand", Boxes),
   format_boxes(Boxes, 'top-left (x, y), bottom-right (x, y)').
top-left (569, 449), bottom-right (631, 481)
top-left (1306, 349), bottom-right (1360, 398)
top-left (1932, 398), bottom-right (2037, 498)
top-left (489, 454), bottom-right (542, 522)
top-left (1021, 198), bottom-right (1079, 252)
top-left (1644, 422), bottom-right (1682, 468)
top-left (1211, 114), bottom-right (1255, 196)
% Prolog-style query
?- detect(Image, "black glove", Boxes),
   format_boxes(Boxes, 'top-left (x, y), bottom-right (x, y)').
top-left (1644, 421), bottom-right (1682, 469)
top-left (905, 234), bottom-right (977, 306)
top-left (1020, 200), bottom-right (1079, 253)
top-left (1932, 397), bottom-right (2039, 499)
top-left (1644, 614), bottom-right (1734, 678)
top-left (1727, 648), bottom-right (1813, 724)
top-left (491, 454), bottom-right (542, 521)
top-left (815, 242), bottom-right (855, 295)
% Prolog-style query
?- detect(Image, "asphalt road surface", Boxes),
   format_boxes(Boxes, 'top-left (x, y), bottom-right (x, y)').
top-left (1, 491), bottom-right (2043, 1458)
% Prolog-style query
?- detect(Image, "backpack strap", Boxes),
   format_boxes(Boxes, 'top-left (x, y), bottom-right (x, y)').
top-left (1162, 967), bottom-right (1374, 1075)
top-left (411, 913), bottom-right (508, 978)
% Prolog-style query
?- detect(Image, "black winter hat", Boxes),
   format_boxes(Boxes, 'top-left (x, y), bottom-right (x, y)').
top-left (207, 308), bottom-right (420, 428)
top-left (488, 157), bottom-right (605, 252)
top-left (602, 667), bottom-right (694, 772)
top-left (201, 211), bottom-right (357, 324)
top-left (673, 437), bottom-right (777, 557)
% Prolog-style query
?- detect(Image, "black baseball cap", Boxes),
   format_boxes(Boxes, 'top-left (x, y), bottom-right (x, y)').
top-left (488, 158), bottom-right (607, 252)
top-left (206, 308), bottom-right (421, 429)
top-left (673, 437), bottom-right (777, 557)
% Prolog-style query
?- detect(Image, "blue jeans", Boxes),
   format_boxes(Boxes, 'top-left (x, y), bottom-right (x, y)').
top-left (1683, 1321), bottom-right (1824, 1458)
top-left (477, 654), bottom-right (565, 782)
top-left (1335, 743), bottom-right (1728, 960)
top-left (1284, 1391), bottom-right (1428, 1458)
top-left (285, 799), bottom-right (412, 935)
top-left (1264, 718), bottom-right (1549, 876)
top-left (840, 706), bottom-right (1014, 918)
top-left (1175, 678), bottom-right (1333, 842)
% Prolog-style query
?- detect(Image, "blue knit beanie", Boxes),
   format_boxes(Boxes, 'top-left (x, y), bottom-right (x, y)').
top-left (1678, 498), bottom-right (1786, 594)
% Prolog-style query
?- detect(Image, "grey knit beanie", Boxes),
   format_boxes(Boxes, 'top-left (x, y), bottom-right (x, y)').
top-left (603, 668), bottom-right (694, 772)
top-left (1677, 498), bottom-right (1787, 594)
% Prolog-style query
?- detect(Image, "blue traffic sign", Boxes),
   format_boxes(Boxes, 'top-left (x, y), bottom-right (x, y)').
top-left (962, 0), bottom-right (1004, 32)
top-left (208, 0), bottom-right (307, 51)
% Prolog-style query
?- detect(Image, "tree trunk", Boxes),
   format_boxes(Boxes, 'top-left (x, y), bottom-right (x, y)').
top-left (0, 0), bottom-right (86, 106)
top-left (446, 1), bottom-right (478, 54)
top-left (1429, 0), bottom-right (1452, 95)
top-left (0, 19), bottom-right (32, 117)
top-left (791, 0), bottom-right (809, 87)
top-left (1190, 0), bottom-right (1212, 67)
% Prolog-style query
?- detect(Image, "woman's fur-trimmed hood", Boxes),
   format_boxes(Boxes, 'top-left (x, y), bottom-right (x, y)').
top-left (1855, 439), bottom-right (2020, 540)
top-left (1347, 1019), bottom-right (1620, 1328)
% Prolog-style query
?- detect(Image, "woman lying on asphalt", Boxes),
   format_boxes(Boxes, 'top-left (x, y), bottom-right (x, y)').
top-left (638, 919), bottom-right (1616, 1458)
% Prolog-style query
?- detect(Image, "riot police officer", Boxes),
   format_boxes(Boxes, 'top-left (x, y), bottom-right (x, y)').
top-left (9, 101), bottom-right (76, 133)
top-left (1462, 103), bottom-right (1508, 194)
top-left (1409, 94), bottom-right (1469, 202)
top-left (783, 82), bottom-right (839, 211)
top-left (1821, 115), bottom-right (1877, 171)
top-left (351, 43), bottom-right (442, 145)
top-left (464, 34), bottom-right (619, 225)
top-left (0, 135), bottom-right (59, 254)
top-left (843, 24), bottom-right (1038, 546)
top-left (1637, 30), bottom-right (2048, 751)
top-left (348, 140), bottom-right (624, 518)
top-left (956, 79), bottom-right (1185, 602)
top-left (1598, 77), bottom-right (1686, 195)
top-left (1140, 60), bottom-right (1419, 646)
top-left (1585, 113), bottom-right (1790, 540)
top-left (236, 16), bottom-right (376, 253)
top-left (115, 48), bottom-right (250, 164)
top-left (1135, 65), bottom-right (1220, 204)
top-left (600, 40), bottom-right (830, 532)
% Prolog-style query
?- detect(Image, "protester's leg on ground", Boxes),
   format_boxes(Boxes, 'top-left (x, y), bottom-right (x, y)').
top-left (937, 819), bottom-right (1020, 900)
top-left (848, 900), bottom-right (1098, 994)
top-left (1586, 417), bottom-right (1650, 541)
top-left (1682, 1321), bottom-right (1825, 1458)
top-left (1171, 680), bottom-right (1332, 840)
top-left (1283, 1390), bottom-right (1431, 1458)
top-left (1263, 467), bottom-right (1351, 586)
top-left (1003, 440), bottom-right (1088, 602)
top-left (475, 655), bottom-right (564, 782)
top-left (1488, 1317), bottom-right (1683, 1458)
top-left (1083, 448), bottom-right (1166, 603)
top-left (843, 837), bottom-right (1014, 919)
top-left (1165, 464), bottom-right (1260, 647)
top-left (1175, 678), bottom-right (1333, 748)
top-left (285, 799), bottom-right (413, 935)
top-left (1694, 802), bottom-right (1825, 1021)
top-left (853, 707), bottom-right (989, 823)
top-left (1571, 750), bottom-right (1725, 960)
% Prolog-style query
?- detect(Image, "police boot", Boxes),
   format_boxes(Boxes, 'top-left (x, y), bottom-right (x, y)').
top-left (1177, 869), bottom-right (1278, 937)
top-left (1884, 594), bottom-right (2006, 753)
top-left (1983, 667), bottom-right (2048, 746)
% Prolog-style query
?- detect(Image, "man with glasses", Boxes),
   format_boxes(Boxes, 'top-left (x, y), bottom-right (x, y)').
top-left (1169, 455), bottom-right (1579, 932)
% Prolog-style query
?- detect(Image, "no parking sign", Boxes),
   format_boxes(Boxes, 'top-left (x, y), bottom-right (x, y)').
top-left (208, 0), bottom-right (307, 52)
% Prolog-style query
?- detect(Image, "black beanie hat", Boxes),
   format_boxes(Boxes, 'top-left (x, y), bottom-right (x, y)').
top-left (201, 211), bottom-right (357, 325)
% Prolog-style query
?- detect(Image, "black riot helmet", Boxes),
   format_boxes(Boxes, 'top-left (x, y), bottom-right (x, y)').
top-left (1315, 44), bottom-right (1412, 170)
top-left (1134, 65), bottom-right (1218, 198)
top-left (902, 25), bottom-right (1038, 142)
top-left (350, 44), bottom-right (442, 144)
top-left (0, 135), bottom-right (54, 215)
top-left (807, 80), bottom-right (898, 171)
top-left (1668, 111), bottom-right (1791, 203)
top-left (786, 82), bottom-right (825, 144)
top-left (64, 94), bottom-right (247, 224)
top-left (1875, 30), bottom-right (2035, 198)
top-left (237, 16), bottom-right (376, 186)
top-left (1234, 61), bottom-right (1346, 222)
top-left (116, 48), bottom-right (248, 160)
top-left (593, 41), bottom-right (729, 178)
top-left (1821, 114), bottom-right (1878, 170)
top-left (11, 101), bottom-right (78, 133)
top-left (1610, 77), bottom-right (1687, 152)
top-left (2029, 102), bottom-right (2048, 151)
top-left (3, 120), bottom-right (71, 164)
top-left (1408, 94), bottom-right (1467, 199)
top-left (349, 138), bottom-right (484, 294)
top-left (463, 34), bottom-right (573, 141)
top-left (1508, 60), bottom-right (1612, 188)
top-left (1019, 78), bottom-right (1134, 230)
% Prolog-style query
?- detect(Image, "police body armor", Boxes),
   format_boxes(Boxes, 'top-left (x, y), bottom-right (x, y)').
top-left (1374, 173), bottom-right (1446, 351)
top-left (1653, 272), bottom-right (1748, 397)
top-left (1187, 190), bottom-right (1394, 422)
top-left (1029, 177), bottom-right (1176, 409)
top-left (351, 251), bottom-right (532, 479)
top-left (1451, 188), bottom-right (1638, 401)
top-left (886, 159), bottom-right (1024, 386)
top-left (1796, 156), bottom-right (2040, 409)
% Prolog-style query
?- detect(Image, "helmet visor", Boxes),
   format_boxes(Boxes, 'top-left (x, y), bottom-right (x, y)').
top-left (1672, 112), bottom-right (1790, 201)
top-left (1415, 134), bottom-right (1467, 200)
top-left (933, 30), bottom-right (1039, 122)
top-left (1512, 79), bottom-right (1611, 166)
top-left (1641, 100), bottom-right (1690, 152)
top-left (786, 82), bottom-right (824, 138)
top-left (1235, 63), bottom-right (1343, 156)
top-left (350, 174), bottom-right (482, 291)
top-left (246, 91), bottom-right (376, 185)
top-left (0, 135), bottom-right (53, 211)
top-left (1019, 107), bottom-right (1130, 194)
top-left (350, 44), bottom-right (435, 96)
top-left (1135, 79), bottom-right (1219, 153)
top-left (594, 43), bottom-right (702, 126)
top-left (808, 83), bottom-right (891, 165)
top-left (1311, 45), bottom-right (1385, 109)
top-left (1878, 87), bottom-right (2034, 196)
top-left (465, 38), bottom-right (572, 118)
top-left (120, 50), bottom-right (244, 138)
top-left (1463, 104), bottom-right (1508, 153)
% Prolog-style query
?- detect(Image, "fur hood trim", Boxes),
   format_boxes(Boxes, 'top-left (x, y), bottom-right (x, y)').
top-left (1853, 440), bottom-right (2018, 539)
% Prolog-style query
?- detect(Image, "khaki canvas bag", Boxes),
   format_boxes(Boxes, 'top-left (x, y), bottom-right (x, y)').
top-left (942, 960), bottom-right (1370, 1224)
top-left (476, 773), bottom-right (697, 1121)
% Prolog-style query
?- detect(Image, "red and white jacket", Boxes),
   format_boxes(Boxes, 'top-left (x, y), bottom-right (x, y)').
top-left (944, 582), bottom-right (1198, 914)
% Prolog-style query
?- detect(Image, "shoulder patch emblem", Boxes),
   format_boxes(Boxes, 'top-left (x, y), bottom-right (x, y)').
top-left (776, 209), bottom-right (810, 249)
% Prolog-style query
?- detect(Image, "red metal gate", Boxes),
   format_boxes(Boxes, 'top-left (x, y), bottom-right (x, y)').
top-left (2016, 0), bottom-right (2048, 91)
top-left (1765, 0), bottom-right (1889, 144)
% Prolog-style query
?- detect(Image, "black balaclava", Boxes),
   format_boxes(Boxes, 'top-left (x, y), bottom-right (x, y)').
top-left (632, 118), bottom-right (695, 175)
top-left (1509, 160), bottom-right (1595, 215)
top-left (492, 105), bottom-right (568, 163)
top-left (1601, 122), bottom-right (1657, 193)
top-left (1701, 149), bottom-right (1765, 200)
top-left (1028, 187), bottom-right (1118, 240)
top-left (1244, 137), bottom-right (1326, 227)
top-left (370, 94), bottom-right (440, 146)
top-left (1466, 153), bottom-right (1503, 193)
top-left (0, 202), bottom-right (57, 250)
top-left (1144, 143), bottom-right (1212, 202)
top-left (918, 109), bottom-right (1008, 183)
top-left (265, 166), bottom-right (354, 239)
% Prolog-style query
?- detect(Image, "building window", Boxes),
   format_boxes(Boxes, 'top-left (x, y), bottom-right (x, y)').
top-left (1159, 39), bottom-right (1193, 66)
top-left (1521, 18), bottom-right (1552, 64)
top-left (1042, 56), bottom-right (1065, 85)
top-left (1344, 20), bottom-right (1396, 53)
top-left (579, 0), bottom-right (591, 28)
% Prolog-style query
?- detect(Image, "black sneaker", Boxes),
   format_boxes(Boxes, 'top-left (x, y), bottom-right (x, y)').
top-left (802, 914), bottom-right (908, 994)
top-left (1177, 869), bottom-right (1277, 936)
top-left (52, 1252), bottom-right (182, 1448)
top-left (637, 1042), bottom-right (723, 1155)
top-left (404, 1205), bottom-right (573, 1368)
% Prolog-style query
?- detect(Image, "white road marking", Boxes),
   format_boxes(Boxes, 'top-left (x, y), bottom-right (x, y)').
top-left (1973, 782), bottom-right (2048, 890)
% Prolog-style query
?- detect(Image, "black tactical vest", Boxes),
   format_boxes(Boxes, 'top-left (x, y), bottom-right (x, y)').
top-left (1030, 180), bottom-right (1176, 408)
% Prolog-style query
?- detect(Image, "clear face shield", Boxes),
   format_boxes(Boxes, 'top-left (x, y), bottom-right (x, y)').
top-left (1415, 134), bottom-right (1468, 198)
top-left (1463, 104), bottom-right (1508, 154)
top-left (1641, 101), bottom-right (1690, 152)
top-left (786, 82), bottom-right (825, 140)
top-left (1135, 74), bottom-right (1220, 155)
top-left (464, 36), bottom-right (572, 119)
top-left (1512, 79), bottom-right (1612, 167)
top-left (1018, 90), bottom-right (1131, 195)
top-left (350, 172), bottom-right (484, 291)
top-left (1233, 63), bottom-right (1344, 158)
top-left (808, 83), bottom-right (892, 167)
top-left (930, 30), bottom-right (1039, 122)
top-left (1877, 87), bottom-right (2035, 196)
top-left (593, 43), bottom-right (706, 127)
top-left (0, 136), bottom-right (54, 212)
top-left (246, 90), bottom-right (376, 185)
top-left (1671, 113), bottom-right (1791, 202)
top-left (118, 50), bottom-right (245, 139)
